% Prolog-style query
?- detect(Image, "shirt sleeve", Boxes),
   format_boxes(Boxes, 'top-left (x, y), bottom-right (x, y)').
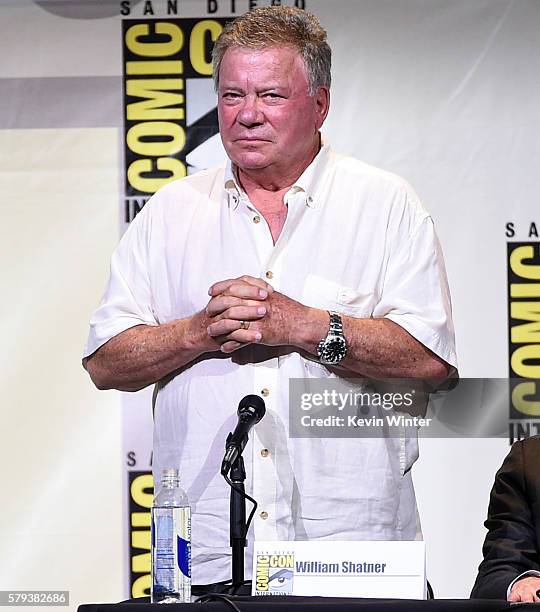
top-left (83, 204), bottom-right (158, 359)
top-left (372, 196), bottom-right (457, 369)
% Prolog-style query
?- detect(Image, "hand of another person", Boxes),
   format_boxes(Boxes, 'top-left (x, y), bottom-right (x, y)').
top-left (508, 576), bottom-right (540, 603)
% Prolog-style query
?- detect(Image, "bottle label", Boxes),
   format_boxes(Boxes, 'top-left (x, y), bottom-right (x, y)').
top-left (151, 507), bottom-right (191, 602)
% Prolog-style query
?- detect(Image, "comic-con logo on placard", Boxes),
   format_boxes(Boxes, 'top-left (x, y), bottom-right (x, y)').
top-left (122, 16), bottom-right (229, 224)
top-left (255, 553), bottom-right (295, 595)
top-left (506, 222), bottom-right (540, 444)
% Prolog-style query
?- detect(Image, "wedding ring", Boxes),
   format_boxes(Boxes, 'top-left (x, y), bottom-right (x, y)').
top-left (240, 320), bottom-right (250, 330)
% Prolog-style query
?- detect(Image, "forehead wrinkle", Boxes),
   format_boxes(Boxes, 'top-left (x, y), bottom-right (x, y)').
top-left (242, 48), bottom-right (305, 81)
top-left (219, 46), bottom-right (309, 91)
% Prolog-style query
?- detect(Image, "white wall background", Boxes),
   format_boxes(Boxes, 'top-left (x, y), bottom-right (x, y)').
top-left (1, 0), bottom-right (538, 607)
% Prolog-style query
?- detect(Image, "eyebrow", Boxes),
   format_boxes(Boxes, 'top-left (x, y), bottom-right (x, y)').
top-left (219, 85), bottom-right (289, 93)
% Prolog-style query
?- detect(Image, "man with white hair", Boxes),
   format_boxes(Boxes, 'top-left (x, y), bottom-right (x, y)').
top-left (84, 7), bottom-right (456, 584)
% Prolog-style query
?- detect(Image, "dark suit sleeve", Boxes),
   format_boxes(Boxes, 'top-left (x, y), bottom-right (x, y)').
top-left (470, 440), bottom-right (540, 600)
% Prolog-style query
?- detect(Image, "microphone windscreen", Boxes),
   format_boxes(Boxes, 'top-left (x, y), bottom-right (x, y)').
top-left (238, 394), bottom-right (266, 422)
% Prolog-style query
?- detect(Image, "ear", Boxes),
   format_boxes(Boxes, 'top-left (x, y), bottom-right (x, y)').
top-left (314, 86), bottom-right (330, 129)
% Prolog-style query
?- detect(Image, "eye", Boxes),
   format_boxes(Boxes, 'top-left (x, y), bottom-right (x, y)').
top-left (221, 91), bottom-right (242, 100)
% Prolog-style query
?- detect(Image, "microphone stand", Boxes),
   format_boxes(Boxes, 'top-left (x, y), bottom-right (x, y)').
top-left (228, 433), bottom-right (247, 588)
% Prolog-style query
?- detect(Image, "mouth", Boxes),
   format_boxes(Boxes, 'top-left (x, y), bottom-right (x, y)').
top-left (234, 137), bottom-right (270, 143)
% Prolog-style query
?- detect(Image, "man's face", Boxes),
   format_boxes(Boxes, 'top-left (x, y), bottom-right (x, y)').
top-left (217, 46), bottom-right (329, 175)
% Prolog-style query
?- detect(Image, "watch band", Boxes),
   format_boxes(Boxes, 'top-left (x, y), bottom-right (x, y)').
top-left (328, 311), bottom-right (343, 335)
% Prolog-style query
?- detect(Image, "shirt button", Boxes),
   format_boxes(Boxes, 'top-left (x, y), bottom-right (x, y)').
top-left (265, 271), bottom-right (273, 279)
top-left (261, 388), bottom-right (270, 397)
top-left (260, 511), bottom-right (269, 520)
top-left (253, 215), bottom-right (261, 224)
top-left (260, 448), bottom-right (269, 457)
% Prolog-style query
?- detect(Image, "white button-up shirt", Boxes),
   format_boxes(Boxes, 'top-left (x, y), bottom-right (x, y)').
top-left (84, 145), bottom-right (457, 584)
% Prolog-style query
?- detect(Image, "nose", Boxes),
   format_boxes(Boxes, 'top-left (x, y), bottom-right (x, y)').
top-left (237, 94), bottom-right (264, 127)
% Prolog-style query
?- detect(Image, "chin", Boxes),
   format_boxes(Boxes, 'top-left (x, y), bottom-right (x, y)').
top-left (223, 140), bottom-right (276, 168)
top-left (231, 151), bottom-right (272, 171)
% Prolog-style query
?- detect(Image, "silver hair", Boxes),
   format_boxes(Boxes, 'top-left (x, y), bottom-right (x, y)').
top-left (212, 7), bottom-right (331, 96)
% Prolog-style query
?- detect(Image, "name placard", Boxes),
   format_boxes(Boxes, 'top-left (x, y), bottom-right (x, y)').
top-left (252, 540), bottom-right (425, 599)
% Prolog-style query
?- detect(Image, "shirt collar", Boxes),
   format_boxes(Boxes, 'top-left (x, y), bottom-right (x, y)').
top-left (292, 139), bottom-right (330, 209)
top-left (224, 162), bottom-right (243, 210)
top-left (224, 137), bottom-right (331, 210)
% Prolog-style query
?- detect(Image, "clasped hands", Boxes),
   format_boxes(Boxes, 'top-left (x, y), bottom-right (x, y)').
top-left (201, 275), bottom-right (307, 354)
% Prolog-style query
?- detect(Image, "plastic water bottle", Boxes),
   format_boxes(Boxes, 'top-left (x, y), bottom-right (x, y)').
top-left (151, 468), bottom-right (191, 604)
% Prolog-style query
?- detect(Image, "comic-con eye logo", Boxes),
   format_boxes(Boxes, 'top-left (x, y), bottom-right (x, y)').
top-left (255, 554), bottom-right (295, 595)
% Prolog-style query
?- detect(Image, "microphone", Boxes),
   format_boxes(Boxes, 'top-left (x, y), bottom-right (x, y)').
top-left (221, 395), bottom-right (266, 476)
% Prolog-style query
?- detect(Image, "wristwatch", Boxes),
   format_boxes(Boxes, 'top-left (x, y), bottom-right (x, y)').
top-left (317, 311), bottom-right (348, 365)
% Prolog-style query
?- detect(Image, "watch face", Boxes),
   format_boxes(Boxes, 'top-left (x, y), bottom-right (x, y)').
top-left (319, 335), bottom-right (347, 364)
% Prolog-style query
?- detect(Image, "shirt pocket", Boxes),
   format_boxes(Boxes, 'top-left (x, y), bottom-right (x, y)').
top-left (301, 273), bottom-right (375, 317)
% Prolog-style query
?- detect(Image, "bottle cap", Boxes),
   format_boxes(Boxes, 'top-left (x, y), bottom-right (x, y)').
top-left (161, 468), bottom-right (180, 486)
top-left (162, 468), bottom-right (179, 478)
